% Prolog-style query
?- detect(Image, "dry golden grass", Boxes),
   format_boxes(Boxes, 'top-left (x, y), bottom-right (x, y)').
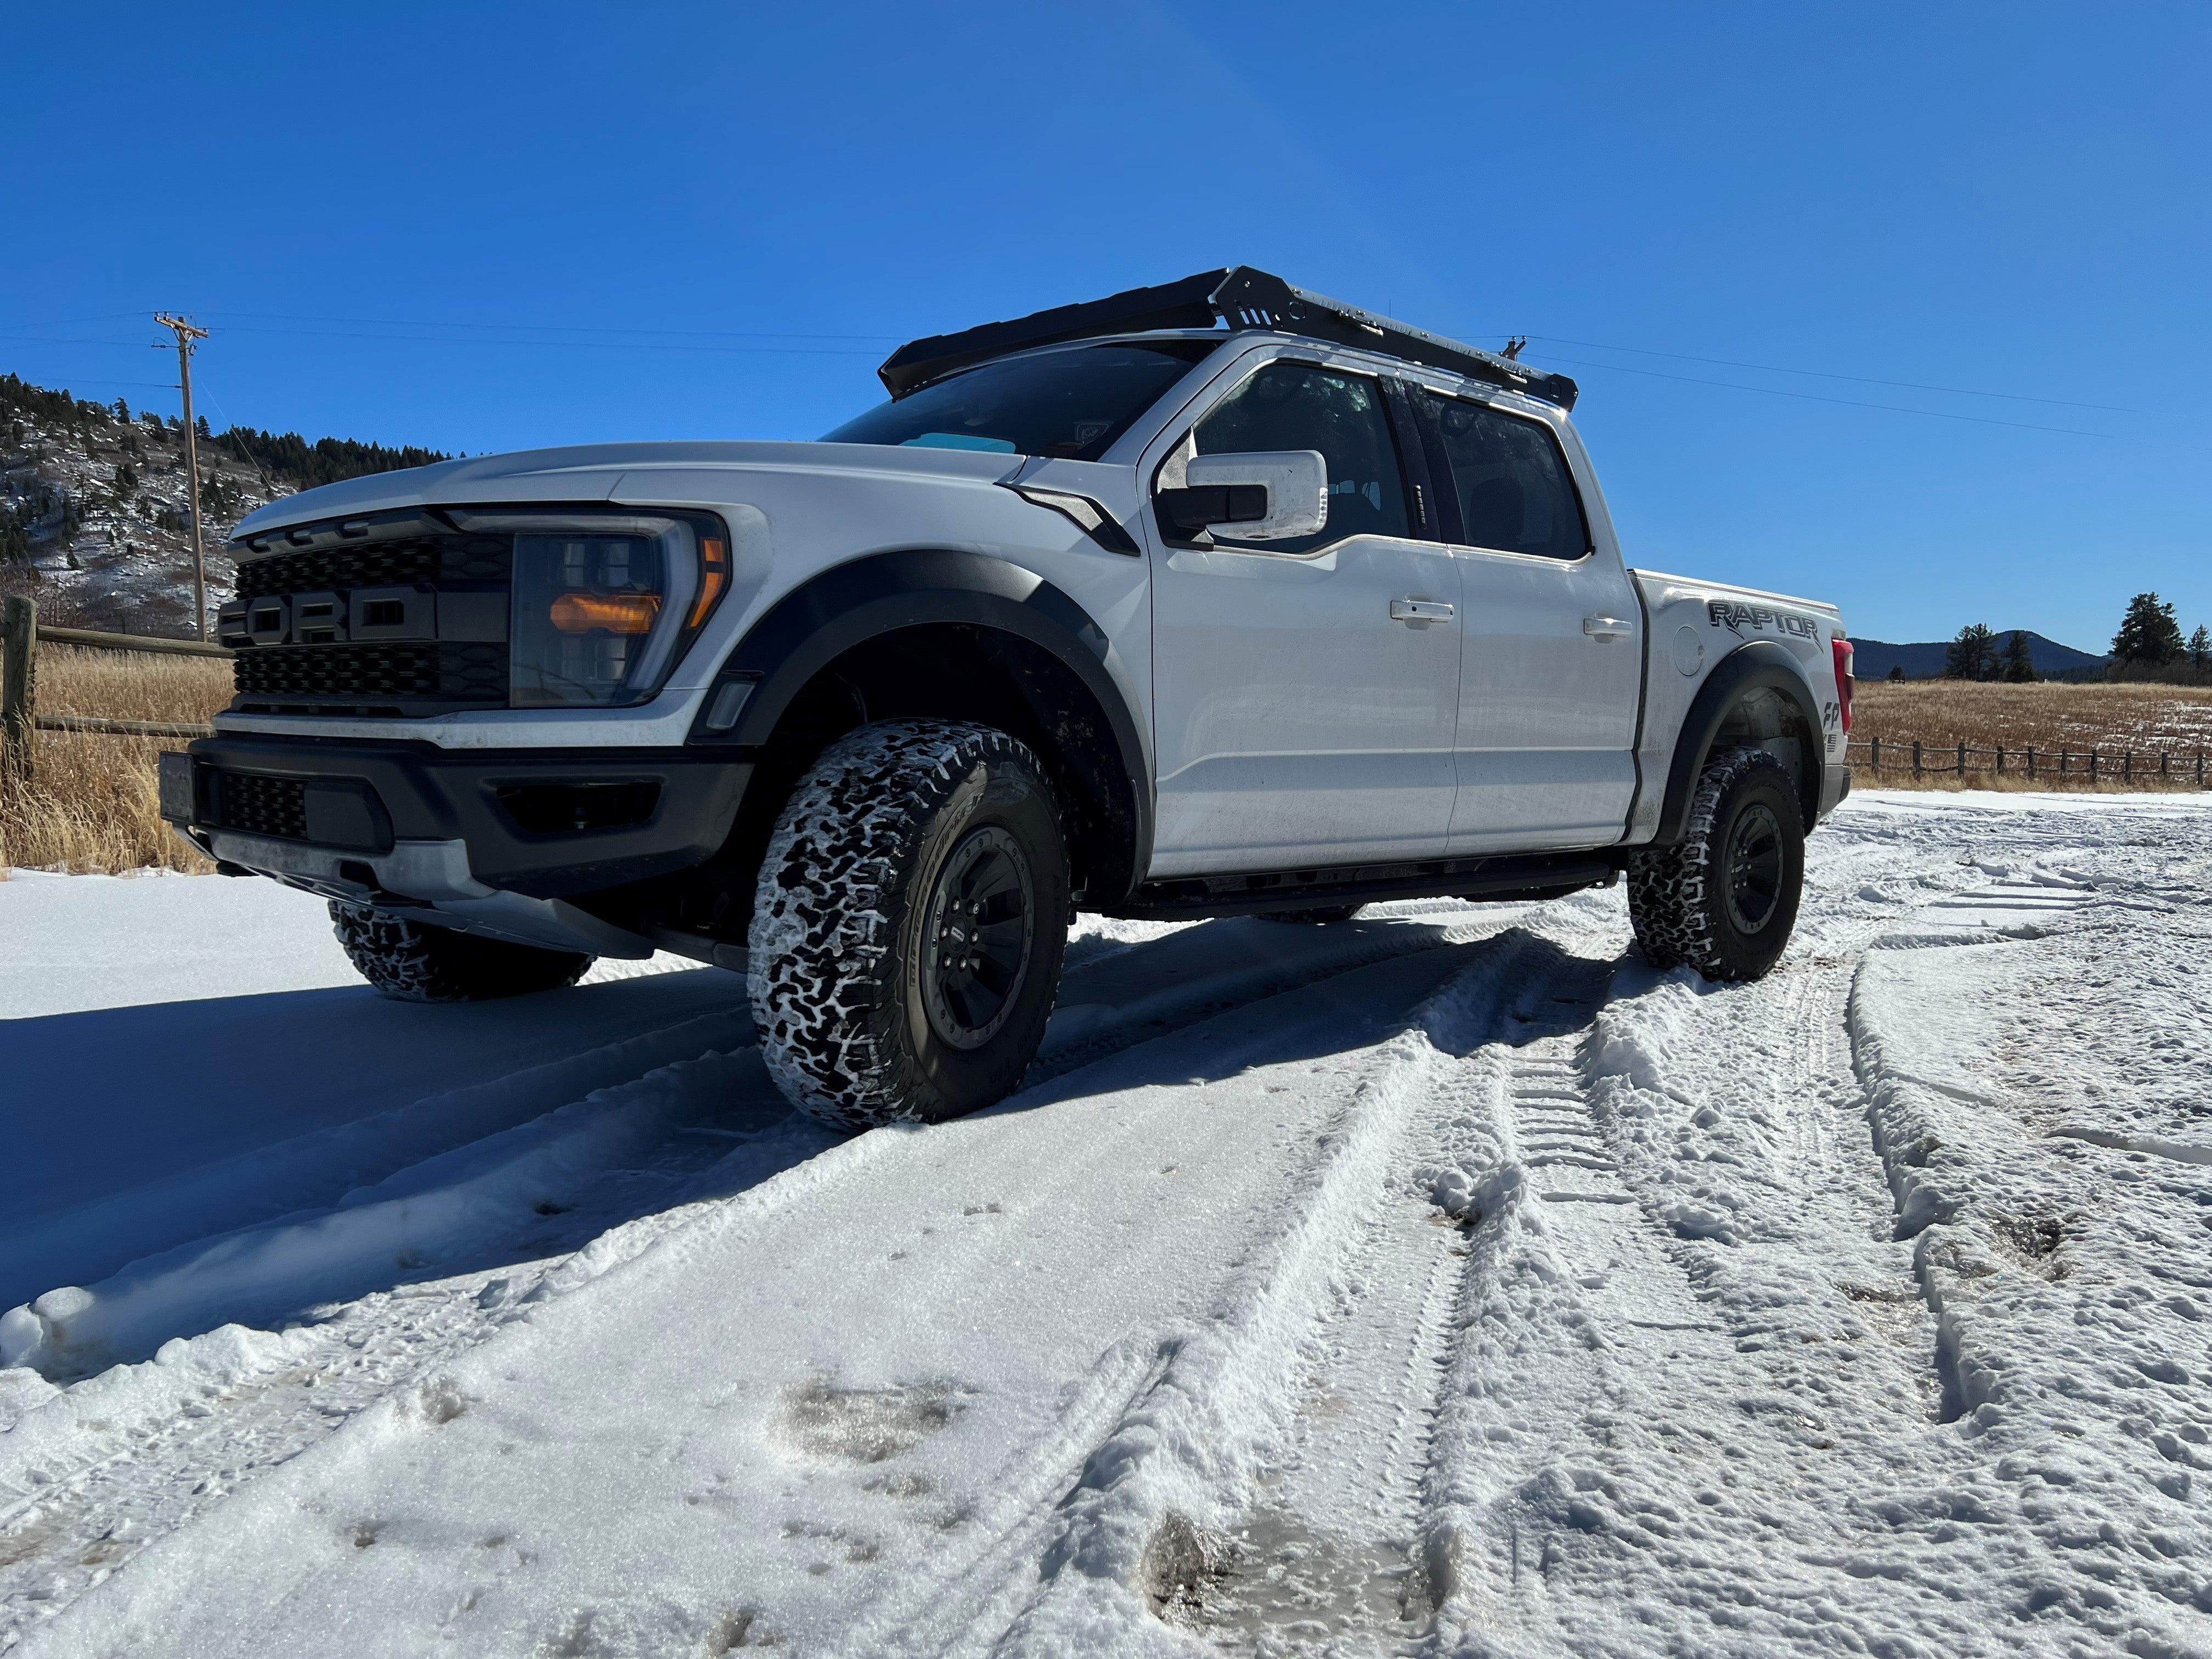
top-left (1, 644), bottom-right (233, 874)
top-left (1853, 679), bottom-right (2212, 792)
top-left (8, 646), bottom-right (2206, 870)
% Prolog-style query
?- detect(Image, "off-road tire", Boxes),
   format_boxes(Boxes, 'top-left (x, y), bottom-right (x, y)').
top-left (750, 719), bottom-right (1071, 1131)
top-left (329, 902), bottom-right (594, 1002)
top-left (1627, 747), bottom-right (1804, 982)
top-left (1258, 905), bottom-right (1363, 924)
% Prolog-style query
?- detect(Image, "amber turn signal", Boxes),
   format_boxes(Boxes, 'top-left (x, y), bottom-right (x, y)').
top-left (550, 591), bottom-right (662, 635)
top-left (689, 537), bottom-right (729, 629)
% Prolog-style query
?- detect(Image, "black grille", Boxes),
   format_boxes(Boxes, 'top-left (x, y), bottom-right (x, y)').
top-left (234, 642), bottom-right (509, 708)
top-left (235, 535), bottom-right (510, 599)
top-left (229, 532), bottom-right (512, 714)
top-left (212, 771), bottom-right (309, 841)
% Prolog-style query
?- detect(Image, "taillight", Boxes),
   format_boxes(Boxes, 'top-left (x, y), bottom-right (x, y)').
top-left (1831, 636), bottom-right (1854, 733)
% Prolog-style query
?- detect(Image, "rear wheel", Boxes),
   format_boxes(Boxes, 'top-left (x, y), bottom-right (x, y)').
top-left (1627, 747), bottom-right (1804, 981)
top-left (329, 902), bottom-right (594, 1002)
top-left (749, 719), bottom-right (1070, 1131)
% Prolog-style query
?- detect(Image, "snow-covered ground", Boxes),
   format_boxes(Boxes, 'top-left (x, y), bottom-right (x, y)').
top-left (3, 790), bottom-right (2209, 1657)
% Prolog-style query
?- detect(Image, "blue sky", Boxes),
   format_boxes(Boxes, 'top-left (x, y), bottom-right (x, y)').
top-left (4, 1), bottom-right (2205, 648)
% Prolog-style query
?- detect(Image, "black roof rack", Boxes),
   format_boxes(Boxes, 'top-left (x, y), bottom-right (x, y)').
top-left (876, 266), bottom-right (1577, 410)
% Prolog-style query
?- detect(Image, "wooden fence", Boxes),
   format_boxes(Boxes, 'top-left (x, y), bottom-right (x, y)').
top-left (1849, 735), bottom-right (2210, 786)
top-left (0, 596), bottom-right (228, 787)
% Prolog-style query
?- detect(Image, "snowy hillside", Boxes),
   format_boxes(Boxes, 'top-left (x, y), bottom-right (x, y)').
top-left (0, 377), bottom-right (439, 637)
top-left (3, 791), bottom-right (2209, 1656)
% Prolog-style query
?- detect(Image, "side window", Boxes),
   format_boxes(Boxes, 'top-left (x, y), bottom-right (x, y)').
top-left (1428, 396), bottom-right (1590, 560)
top-left (1193, 363), bottom-right (1409, 554)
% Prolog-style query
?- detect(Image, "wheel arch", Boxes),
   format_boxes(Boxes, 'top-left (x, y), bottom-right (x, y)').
top-left (1654, 641), bottom-right (1824, 843)
top-left (693, 549), bottom-right (1152, 907)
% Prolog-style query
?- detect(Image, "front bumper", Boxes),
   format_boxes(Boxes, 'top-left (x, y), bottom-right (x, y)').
top-left (161, 733), bottom-right (751, 957)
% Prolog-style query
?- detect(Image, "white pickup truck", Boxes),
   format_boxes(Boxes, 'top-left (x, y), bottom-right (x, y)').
top-left (162, 268), bottom-right (1853, 1128)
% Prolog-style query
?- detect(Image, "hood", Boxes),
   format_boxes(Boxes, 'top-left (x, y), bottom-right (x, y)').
top-left (228, 441), bottom-right (1026, 542)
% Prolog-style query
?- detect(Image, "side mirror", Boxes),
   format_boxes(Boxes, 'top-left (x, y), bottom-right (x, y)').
top-left (1157, 450), bottom-right (1328, 542)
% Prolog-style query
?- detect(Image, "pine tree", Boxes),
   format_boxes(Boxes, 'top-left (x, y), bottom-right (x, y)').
top-left (1887, 664), bottom-right (1905, 682)
top-left (2001, 629), bottom-right (2036, 682)
top-left (1944, 623), bottom-right (1997, 680)
top-left (2190, 625), bottom-right (2211, 673)
top-left (2111, 592), bottom-right (2184, 665)
top-left (112, 397), bottom-right (129, 422)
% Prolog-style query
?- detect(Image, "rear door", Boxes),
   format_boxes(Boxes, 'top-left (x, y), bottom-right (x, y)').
top-left (1145, 358), bottom-right (1463, 876)
top-left (1419, 391), bottom-right (1642, 853)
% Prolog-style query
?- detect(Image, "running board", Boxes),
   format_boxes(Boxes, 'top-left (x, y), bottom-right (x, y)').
top-left (1108, 852), bottom-right (1619, 922)
top-left (646, 927), bottom-right (752, 973)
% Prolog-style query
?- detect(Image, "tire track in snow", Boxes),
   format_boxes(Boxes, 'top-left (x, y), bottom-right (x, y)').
top-left (0, 907), bottom-right (1559, 1651)
top-left (972, 929), bottom-right (1605, 1657)
top-left (1181, 951), bottom-right (1622, 1656)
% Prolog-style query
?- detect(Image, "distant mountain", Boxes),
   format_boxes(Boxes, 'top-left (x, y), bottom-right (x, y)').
top-left (1853, 631), bottom-right (2109, 682)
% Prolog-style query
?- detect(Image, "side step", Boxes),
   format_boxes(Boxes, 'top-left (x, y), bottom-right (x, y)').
top-left (1108, 851), bottom-right (1619, 922)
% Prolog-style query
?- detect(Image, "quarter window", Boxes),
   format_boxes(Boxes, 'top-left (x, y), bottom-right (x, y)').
top-left (1427, 396), bottom-right (1590, 560)
top-left (1193, 363), bottom-right (1409, 554)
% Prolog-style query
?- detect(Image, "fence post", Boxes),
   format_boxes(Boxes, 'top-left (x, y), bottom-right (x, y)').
top-left (1996, 743), bottom-right (2005, 776)
top-left (2160, 749), bottom-right (2168, 779)
top-left (2199, 750), bottom-right (2205, 786)
top-left (1957, 740), bottom-right (1967, 776)
top-left (2090, 748), bottom-right (2099, 780)
top-left (2027, 744), bottom-right (2036, 778)
top-left (2059, 747), bottom-right (2068, 775)
top-left (0, 595), bottom-right (34, 790)
top-left (1912, 740), bottom-right (1922, 778)
top-left (2124, 750), bottom-right (2132, 781)
top-left (1869, 736), bottom-right (1880, 770)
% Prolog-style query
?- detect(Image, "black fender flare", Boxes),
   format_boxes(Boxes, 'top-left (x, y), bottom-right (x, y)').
top-left (1654, 641), bottom-right (1824, 843)
top-left (691, 547), bottom-right (1153, 889)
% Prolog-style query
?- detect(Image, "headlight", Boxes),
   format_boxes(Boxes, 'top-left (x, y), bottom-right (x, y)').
top-left (447, 510), bottom-right (733, 708)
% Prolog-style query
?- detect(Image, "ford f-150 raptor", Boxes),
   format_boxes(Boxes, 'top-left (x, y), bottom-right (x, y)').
top-left (161, 268), bottom-right (1854, 1130)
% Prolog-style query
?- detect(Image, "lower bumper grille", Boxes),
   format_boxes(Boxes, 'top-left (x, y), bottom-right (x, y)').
top-left (210, 771), bottom-right (309, 841)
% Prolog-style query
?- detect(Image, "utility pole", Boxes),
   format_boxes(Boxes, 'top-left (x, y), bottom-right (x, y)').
top-left (154, 313), bottom-right (211, 640)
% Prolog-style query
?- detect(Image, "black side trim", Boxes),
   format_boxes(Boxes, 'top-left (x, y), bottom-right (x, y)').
top-left (1654, 642), bottom-right (1822, 845)
top-left (1111, 850), bottom-right (1616, 921)
top-left (692, 549), bottom-right (1153, 890)
top-left (1381, 380), bottom-right (1443, 541)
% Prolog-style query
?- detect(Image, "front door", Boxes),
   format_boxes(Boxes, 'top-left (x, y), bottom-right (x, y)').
top-left (1420, 391), bottom-right (1642, 853)
top-left (1147, 360), bottom-right (1463, 877)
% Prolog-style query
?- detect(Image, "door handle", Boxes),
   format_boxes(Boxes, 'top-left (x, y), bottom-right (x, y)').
top-left (1390, 598), bottom-right (1455, 624)
top-left (1582, 614), bottom-right (1633, 640)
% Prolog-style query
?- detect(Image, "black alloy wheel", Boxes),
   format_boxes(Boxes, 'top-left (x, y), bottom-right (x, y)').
top-left (1721, 800), bottom-right (1785, 935)
top-left (921, 826), bottom-right (1037, 1050)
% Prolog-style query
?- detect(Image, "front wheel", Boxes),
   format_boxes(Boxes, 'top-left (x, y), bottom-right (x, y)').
top-left (749, 719), bottom-right (1070, 1131)
top-left (1627, 747), bottom-right (1804, 981)
top-left (329, 902), bottom-right (594, 1001)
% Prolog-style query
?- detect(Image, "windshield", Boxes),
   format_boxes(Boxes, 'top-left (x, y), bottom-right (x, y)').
top-left (822, 341), bottom-right (1214, 461)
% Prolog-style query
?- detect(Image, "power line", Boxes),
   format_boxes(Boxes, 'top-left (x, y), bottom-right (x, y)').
top-left (201, 309), bottom-right (905, 343)
top-left (0, 375), bottom-right (177, 391)
top-left (1520, 332), bottom-right (2142, 415)
top-left (211, 324), bottom-right (884, 358)
top-left (0, 311), bottom-right (157, 332)
top-left (1526, 352), bottom-right (2128, 440)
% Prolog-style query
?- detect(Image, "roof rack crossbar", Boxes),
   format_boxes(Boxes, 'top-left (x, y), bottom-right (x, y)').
top-left (876, 266), bottom-right (1577, 410)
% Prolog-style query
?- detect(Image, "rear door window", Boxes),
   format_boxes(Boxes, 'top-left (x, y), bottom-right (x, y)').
top-left (1426, 396), bottom-right (1590, 560)
top-left (1194, 363), bottom-right (1409, 554)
